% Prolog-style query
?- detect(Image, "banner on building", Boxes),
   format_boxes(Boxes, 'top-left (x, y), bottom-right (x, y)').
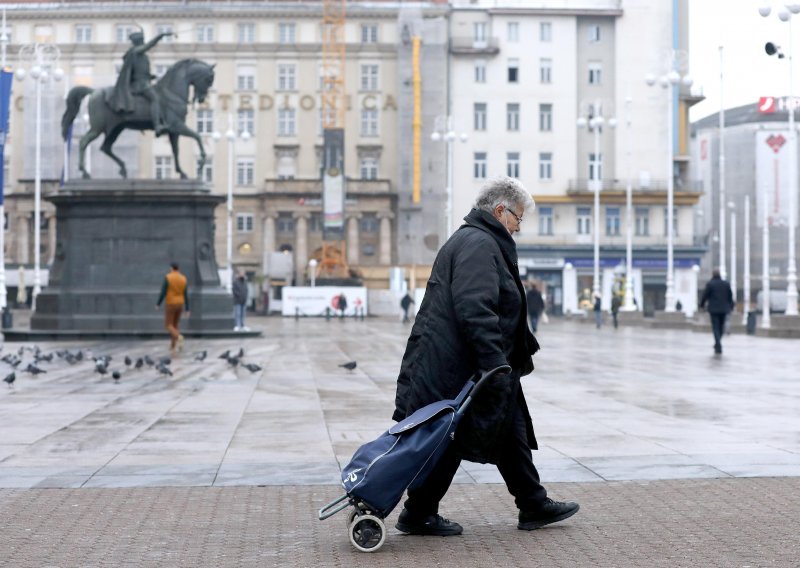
top-left (0, 68), bottom-right (13, 205)
top-left (755, 130), bottom-right (797, 227)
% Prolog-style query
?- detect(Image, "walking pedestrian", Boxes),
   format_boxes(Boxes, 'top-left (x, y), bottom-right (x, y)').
top-left (699, 268), bottom-right (734, 354)
top-left (392, 176), bottom-right (579, 537)
top-left (611, 294), bottom-right (621, 329)
top-left (525, 283), bottom-right (545, 333)
top-left (156, 262), bottom-right (190, 355)
top-left (337, 293), bottom-right (348, 319)
top-left (593, 294), bottom-right (602, 328)
top-left (400, 292), bottom-right (415, 323)
top-left (232, 269), bottom-right (249, 331)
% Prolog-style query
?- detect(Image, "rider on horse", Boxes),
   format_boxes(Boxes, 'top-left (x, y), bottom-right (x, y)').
top-left (106, 29), bottom-right (174, 136)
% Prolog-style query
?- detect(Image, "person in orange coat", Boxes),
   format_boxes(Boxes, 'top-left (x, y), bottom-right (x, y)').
top-left (156, 262), bottom-right (190, 354)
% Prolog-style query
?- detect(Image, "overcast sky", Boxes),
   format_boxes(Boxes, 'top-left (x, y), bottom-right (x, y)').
top-left (689, 0), bottom-right (800, 122)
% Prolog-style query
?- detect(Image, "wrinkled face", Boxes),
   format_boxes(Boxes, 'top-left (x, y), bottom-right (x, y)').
top-left (493, 202), bottom-right (524, 235)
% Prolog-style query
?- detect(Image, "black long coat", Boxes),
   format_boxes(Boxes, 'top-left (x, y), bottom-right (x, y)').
top-left (392, 208), bottom-right (540, 464)
top-left (700, 276), bottom-right (734, 314)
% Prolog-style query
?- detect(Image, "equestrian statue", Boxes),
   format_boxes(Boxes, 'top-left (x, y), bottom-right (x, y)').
top-left (61, 29), bottom-right (216, 180)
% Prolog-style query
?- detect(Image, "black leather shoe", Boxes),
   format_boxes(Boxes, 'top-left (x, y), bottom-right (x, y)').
top-left (518, 498), bottom-right (580, 530)
top-left (395, 509), bottom-right (463, 536)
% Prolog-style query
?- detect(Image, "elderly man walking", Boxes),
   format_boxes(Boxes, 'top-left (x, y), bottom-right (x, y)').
top-left (392, 177), bottom-right (579, 537)
top-left (700, 268), bottom-right (734, 355)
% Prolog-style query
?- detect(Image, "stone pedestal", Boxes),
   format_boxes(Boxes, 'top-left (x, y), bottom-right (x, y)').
top-left (30, 179), bottom-right (235, 334)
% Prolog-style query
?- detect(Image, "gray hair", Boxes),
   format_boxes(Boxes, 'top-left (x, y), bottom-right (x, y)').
top-left (474, 176), bottom-right (535, 214)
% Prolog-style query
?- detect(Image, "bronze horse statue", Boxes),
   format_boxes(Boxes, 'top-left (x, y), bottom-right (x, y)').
top-left (61, 58), bottom-right (215, 180)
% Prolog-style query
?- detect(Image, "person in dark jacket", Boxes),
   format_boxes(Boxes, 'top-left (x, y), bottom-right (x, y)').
top-left (593, 294), bottom-right (603, 328)
top-left (400, 292), bottom-right (415, 323)
top-left (611, 294), bottom-right (622, 329)
top-left (699, 268), bottom-right (734, 354)
top-left (232, 269), bottom-right (249, 331)
top-left (525, 283), bottom-right (545, 333)
top-left (392, 177), bottom-right (579, 537)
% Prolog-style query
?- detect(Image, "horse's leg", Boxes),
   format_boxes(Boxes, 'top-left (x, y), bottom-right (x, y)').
top-left (100, 128), bottom-right (128, 179)
top-left (78, 129), bottom-right (102, 179)
top-left (171, 122), bottom-right (206, 180)
top-left (169, 133), bottom-right (187, 180)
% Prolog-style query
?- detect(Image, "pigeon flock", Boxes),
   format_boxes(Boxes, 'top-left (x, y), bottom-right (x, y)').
top-left (0, 344), bottom-right (266, 389)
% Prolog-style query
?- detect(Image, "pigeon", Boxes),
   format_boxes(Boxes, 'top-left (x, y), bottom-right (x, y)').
top-left (124, 356), bottom-right (132, 366)
top-left (226, 355), bottom-right (240, 367)
top-left (218, 350), bottom-right (231, 360)
top-left (112, 371), bottom-right (121, 382)
top-left (194, 350), bottom-right (207, 362)
top-left (3, 372), bottom-right (14, 387)
top-left (338, 361), bottom-right (357, 371)
top-left (34, 352), bottom-right (53, 363)
top-left (134, 358), bottom-right (144, 370)
top-left (75, 350), bottom-right (84, 362)
top-left (144, 355), bottom-right (155, 367)
top-left (95, 363), bottom-right (108, 376)
top-left (242, 363), bottom-right (261, 373)
top-left (156, 364), bottom-right (173, 377)
top-left (159, 356), bottom-right (171, 366)
top-left (236, 348), bottom-right (244, 358)
top-left (24, 363), bottom-right (47, 375)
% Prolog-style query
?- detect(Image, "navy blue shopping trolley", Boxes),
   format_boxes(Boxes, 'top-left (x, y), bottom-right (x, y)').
top-left (318, 365), bottom-right (510, 552)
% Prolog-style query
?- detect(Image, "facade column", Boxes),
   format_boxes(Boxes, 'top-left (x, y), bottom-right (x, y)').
top-left (377, 211), bottom-right (394, 266)
top-left (17, 215), bottom-right (30, 265)
top-left (261, 212), bottom-right (277, 276)
top-left (347, 213), bottom-right (362, 267)
top-left (293, 211), bottom-right (310, 284)
top-left (47, 214), bottom-right (57, 265)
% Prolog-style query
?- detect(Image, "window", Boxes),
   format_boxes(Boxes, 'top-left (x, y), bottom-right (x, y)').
top-left (278, 108), bottom-right (296, 136)
top-left (507, 22), bottom-right (519, 42)
top-left (277, 213), bottom-right (295, 233)
top-left (155, 156), bottom-right (172, 180)
top-left (473, 152), bottom-right (487, 179)
top-left (196, 109), bottom-right (214, 134)
top-left (539, 152), bottom-right (552, 180)
top-left (588, 25), bottom-right (601, 43)
top-left (474, 103), bottom-right (487, 131)
top-left (75, 24), bottom-right (92, 43)
top-left (473, 22), bottom-right (487, 46)
top-left (309, 212), bottom-right (322, 233)
top-left (360, 109), bottom-right (379, 136)
top-left (360, 214), bottom-right (380, 233)
top-left (540, 22), bottom-right (552, 42)
top-left (538, 206), bottom-right (553, 236)
top-left (589, 62), bottom-right (602, 85)
top-left (588, 153), bottom-right (602, 181)
top-left (279, 23), bottom-right (296, 44)
top-left (540, 58), bottom-right (552, 84)
top-left (506, 103), bottom-right (520, 131)
top-left (116, 25), bottom-right (134, 44)
top-left (201, 159), bottom-right (213, 183)
top-left (277, 63), bottom-right (296, 91)
top-left (361, 23), bottom-right (378, 43)
top-left (238, 23), bottom-right (256, 44)
top-left (474, 60), bottom-right (486, 83)
top-left (577, 206), bottom-right (592, 235)
top-left (237, 213), bottom-right (254, 233)
top-left (360, 157), bottom-right (378, 180)
top-left (237, 109), bottom-right (255, 136)
top-left (237, 65), bottom-right (256, 91)
top-left (664, 207), bottom-right (679, 236)
top-left (197, 24), bottom-right (215, 43)
top-left (236, 158), bottom-right (255, 186)
top-left (277, 155), bottom-right (296, 180)
top-left (507, 58), bottom-right (519, 83)
top-left (635, 207), bottom-right (650, 236)
top-left (606, 207), bottom-right (621, 236)
top-left (156, 24), bottom-right (174, 40)
top-left (360, 64), bottom-right (379, 91)
top-left (506, 152), bottom-right (520, 178)
top-left (539, 103), bottom-right (552, 131)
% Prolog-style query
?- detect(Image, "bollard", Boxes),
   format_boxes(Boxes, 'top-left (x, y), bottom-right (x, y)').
top-left (295, 307), bottom-right (300, 321)
top-left (325, 307), bottom-right (331, 321)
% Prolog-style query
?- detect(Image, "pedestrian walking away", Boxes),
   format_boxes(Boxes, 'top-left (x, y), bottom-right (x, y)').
top-left (593, 294), bottom-right (603, 328)
top-left (699, 268), bottom-right (734, 355)
top-left (525, 283), bottom-right (545, 333)
top-left (156, 262), bottom-right (190, 355)
top-left (400, 292), bottom-right (415, 323)
top-left (392, 176), bottom-right (579, 538)
top-left (337, 292), bottom-right (348, 319)
top-left (611, 294), bottom-right (621, 329)
top-left (232, 269), bottom-right (249, 331)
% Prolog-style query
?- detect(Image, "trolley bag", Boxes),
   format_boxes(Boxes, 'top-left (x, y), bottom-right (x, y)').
top-left (318, 365), bottom-right (510, 552)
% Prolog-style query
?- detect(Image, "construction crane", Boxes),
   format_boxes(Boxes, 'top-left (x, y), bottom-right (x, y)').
top-left (316, 0), bottom-right (349, 280)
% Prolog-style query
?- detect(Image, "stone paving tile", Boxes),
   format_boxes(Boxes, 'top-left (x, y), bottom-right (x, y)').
top-left (0, 478), bottom-right (797, 567)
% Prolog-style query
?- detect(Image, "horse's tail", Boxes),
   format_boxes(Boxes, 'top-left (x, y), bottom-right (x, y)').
top-left (62, 86), bottom-right (94, 140)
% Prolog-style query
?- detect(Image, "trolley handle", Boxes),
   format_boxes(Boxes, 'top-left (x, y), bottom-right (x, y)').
top-left (319, 494), bottom-right (350, 520)
top-left (456, 364), bottom-right (512, 417)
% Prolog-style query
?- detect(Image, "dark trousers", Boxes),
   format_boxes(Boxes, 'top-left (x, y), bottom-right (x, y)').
top-left (528, 313), bottom-right (540, 333)
top-left (710, 313), bottom-right (727, 349)
top-left (403, 398), bottom-right (548, 517)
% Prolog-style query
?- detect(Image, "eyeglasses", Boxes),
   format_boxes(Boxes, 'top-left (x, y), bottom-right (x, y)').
top-left (504, 206), bottom-right (523, 225)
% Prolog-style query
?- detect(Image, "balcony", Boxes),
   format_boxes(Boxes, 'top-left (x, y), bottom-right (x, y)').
top-left (449, 37), bottom-right (500, 56)
top-left (567, 179), bottom-right (703, 193)
top-left (262, 178), bottom-right (392, 195)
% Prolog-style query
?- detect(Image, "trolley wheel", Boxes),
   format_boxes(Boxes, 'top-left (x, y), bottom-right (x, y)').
top-left (348, 514), bottom-right (386, 553)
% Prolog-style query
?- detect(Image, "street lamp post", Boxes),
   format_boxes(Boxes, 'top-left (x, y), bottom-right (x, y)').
top-left (743, 196), bottom-right (751, 324)
top-left (308, 258), bottom-right (318, 287)
top-left (622, 96), bottom-right (636, 311)
top-left (646, 57), bottom-right (692, 312)
top-left (762, 186), bottom-right (772, 329)
top-left (761, 2), bottom-right (799, 315)
top-left (15, 42), bottom-right (63, 311)
top-left (729, 201), bottom-right (737, 308)
top-left (217, 115), bottom-right (251, 294)
top-left (431, 116), bottom-right (467, 238)
top-left (577, 103), bottom-right (617, 300)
